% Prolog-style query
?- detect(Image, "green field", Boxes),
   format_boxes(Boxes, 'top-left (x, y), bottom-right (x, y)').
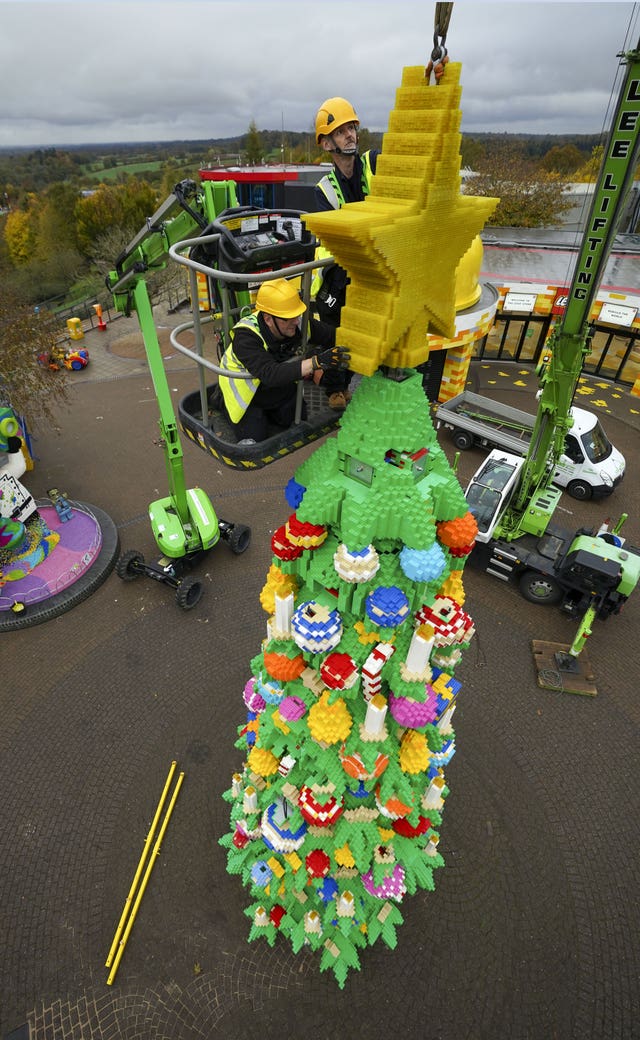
top-left (85, 159), bottom-right (164, 181)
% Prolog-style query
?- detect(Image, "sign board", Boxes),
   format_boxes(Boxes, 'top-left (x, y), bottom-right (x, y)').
top-left (552, 289), bottom-right (569, 315)
top-left (598, 302), bottom-right (637, 327)
top-left (503, 292), bottom-right (537, 313)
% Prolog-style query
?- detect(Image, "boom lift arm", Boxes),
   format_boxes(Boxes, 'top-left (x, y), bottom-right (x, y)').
top-left (105, 178), bottom-right (253, 608)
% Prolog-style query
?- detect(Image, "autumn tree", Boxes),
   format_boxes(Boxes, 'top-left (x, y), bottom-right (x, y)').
top-left (464, 147), bottom-right (572, 227)
top-left (460, 136), bottom-right (486, 169)
top-left (574, 144), bottom-right (604, 183)
top-left (244, 121), bottom-right (263, 165)
top-left (4, 199), bottom-right (38, 265)
top-left (74, 180), bottom-right (158, 256)
top-left (541, 143), bottom-right (584, 175)
top-left (0, 289), bottom-right (70, 427)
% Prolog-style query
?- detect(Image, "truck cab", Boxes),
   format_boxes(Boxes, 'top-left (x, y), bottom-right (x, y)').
top-left (553, 407), bottom-right (625, 500)
top-left (464, 452), bottom-right (524, 542)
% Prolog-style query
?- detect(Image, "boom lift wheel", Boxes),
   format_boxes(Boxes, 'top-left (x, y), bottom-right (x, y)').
top-left (116, 549), bottom-right (145, 581)
top-left (226, 523), bottom-right (251, 555)
top-left (176, 575), bottom-right (204, 611)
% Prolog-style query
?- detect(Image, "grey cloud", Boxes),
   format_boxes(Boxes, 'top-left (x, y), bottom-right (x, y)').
top-left (0, 0), bottom-right (637, 147)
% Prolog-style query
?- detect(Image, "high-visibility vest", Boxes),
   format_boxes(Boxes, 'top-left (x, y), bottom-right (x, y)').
top-left (218, 314), bottom-right (264, 423)
top-left (315, 151), bottom-right (375, 210)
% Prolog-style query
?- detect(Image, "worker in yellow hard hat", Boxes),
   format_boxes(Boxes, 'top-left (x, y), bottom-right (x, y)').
top-left (314, 96), bottom-right (379, 211)
top-left (311, 96), bottom-right (381, 407)
top-left (216, 278), bottom-right (350, 443)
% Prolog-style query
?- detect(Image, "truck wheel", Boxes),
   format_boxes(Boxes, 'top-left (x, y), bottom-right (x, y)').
top-left (566, 479), bottom-right (592, 501)
top-left (176, 576), bottom-right (203, 610)
top-left (228, 524), bottom-right (251, 555)
top-left (116, 549), bottom-right (145, 581)
top-left (453, 430), bottom-right (474, 450)
top-left (519, 570), bottom-right (562, 606)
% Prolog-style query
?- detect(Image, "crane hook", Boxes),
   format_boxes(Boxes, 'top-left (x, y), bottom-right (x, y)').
top-left (426, 2), bottom-right (453, 83)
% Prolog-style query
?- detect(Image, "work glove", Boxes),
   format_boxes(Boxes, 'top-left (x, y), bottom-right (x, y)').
top-left (311, 346), bottom-right (351, 371)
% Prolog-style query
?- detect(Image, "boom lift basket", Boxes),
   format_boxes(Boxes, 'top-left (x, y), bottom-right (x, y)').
top-left (176, 208), bottom-right (342, 471)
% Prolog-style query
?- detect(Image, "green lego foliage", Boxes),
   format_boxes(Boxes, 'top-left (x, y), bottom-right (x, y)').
top-left (222, 367), bottom-right (477, 988)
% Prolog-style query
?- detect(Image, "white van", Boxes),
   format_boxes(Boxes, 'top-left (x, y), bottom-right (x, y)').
top-left (552, 407), bottom-right (625, 501)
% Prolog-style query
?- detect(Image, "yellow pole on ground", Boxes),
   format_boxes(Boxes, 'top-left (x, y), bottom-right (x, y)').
top-left (107, 770), bottom-right (184, 986)
top-left (105, 760), bottom-right (177, 969)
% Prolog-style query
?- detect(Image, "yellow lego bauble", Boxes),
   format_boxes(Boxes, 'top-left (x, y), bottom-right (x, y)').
top-left (399, 729), bottom-right (431, 774)
top-left (259, 564), bottom-right (298, 614)
top-left (308, 691), bottom-right (353, 745)
top-left (247, 745), bottom-right (280, 777)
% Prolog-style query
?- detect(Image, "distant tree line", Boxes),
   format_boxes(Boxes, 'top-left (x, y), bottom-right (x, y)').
top-left (0, 130), bottom-right (612, 204)
top-left (0, 127), bottom-right (636, 429)
top-left (0, 129), bottom-right (635, 367)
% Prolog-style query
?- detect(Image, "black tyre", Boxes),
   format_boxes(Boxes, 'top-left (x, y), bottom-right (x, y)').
top-left (227, 524), bottom-right (251, 555)
top-left (519, 570), bottom-right (562, 606)
top-left (116, 549), bottom-right (145, 581)
top-left (566, 479), bottom-right (592, 502)
top-left (453, 429), bottom-right (474, 450)
top-left (176, 576), bottom-right (204, 610)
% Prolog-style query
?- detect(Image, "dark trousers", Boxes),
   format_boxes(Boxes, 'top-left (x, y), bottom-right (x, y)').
top-left (234, 392), bottom-right (307, 442)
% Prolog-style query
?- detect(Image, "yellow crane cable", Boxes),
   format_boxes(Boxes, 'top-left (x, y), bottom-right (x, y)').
top-left (107, 769), bottom-right (184, 985)
top-left (104, 760), bottom-right (180, 974)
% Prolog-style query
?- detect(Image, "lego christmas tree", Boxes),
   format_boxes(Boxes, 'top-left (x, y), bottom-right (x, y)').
top-left (221, 62), bottom-right (498, 986)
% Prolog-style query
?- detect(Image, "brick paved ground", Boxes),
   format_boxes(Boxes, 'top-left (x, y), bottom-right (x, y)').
top-left (2, 317), bottom-right (640, 1040)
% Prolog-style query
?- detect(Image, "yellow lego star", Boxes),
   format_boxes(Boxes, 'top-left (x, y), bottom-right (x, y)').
top-left (304, 64), bottom-right (498, 375)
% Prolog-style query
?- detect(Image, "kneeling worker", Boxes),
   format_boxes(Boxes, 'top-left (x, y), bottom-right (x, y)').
top-left (217, 278), bottom-right (350, 443)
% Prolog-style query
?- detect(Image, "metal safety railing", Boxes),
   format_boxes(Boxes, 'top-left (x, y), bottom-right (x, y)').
top-left (166, 232), bottom-right (334, 425)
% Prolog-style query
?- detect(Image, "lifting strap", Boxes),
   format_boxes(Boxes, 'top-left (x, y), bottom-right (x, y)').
top-left (426, 2), bottom-right (453, 83)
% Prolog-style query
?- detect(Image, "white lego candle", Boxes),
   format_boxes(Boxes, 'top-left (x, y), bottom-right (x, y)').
top-left (437, 704), bottom-right (456, 734)
top-left (426, 834), bottom-right (440, 857)
top-left (364, 693), bottom-right (388, 735)
top-left (243, 786), bottom-right (258, 813)
top-left (406, 623), bottom-right (435, 673)
top-left (275, 590), bottom-right (294, 634)
top-left (337, 890), bottom-right (355, 917)
top-left (422, 775), bottom-right (445, 810)
top-left (304, 910), bottom-right (322, 933)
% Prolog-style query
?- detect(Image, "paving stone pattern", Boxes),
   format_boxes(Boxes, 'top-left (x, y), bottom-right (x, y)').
top-left (2, 319), bottom-right (640, 1039)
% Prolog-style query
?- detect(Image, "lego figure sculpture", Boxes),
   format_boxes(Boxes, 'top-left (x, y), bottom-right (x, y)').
top-left (0, 409), bottom-right (59, 586)
top-left (222, 63), bottom-right (498, 985)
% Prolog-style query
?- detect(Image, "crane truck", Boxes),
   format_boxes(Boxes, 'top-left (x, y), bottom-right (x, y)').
top-left (464, 36), bottom-right (640, 623)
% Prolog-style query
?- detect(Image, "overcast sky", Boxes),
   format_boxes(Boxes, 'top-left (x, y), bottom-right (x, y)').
top-left (1, 1), bottom-right (639, 149)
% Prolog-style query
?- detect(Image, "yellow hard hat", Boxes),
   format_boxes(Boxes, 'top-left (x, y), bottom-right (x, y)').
top-left (315, 97), bottom-right (359, 143)
top-left (255, 279), bottom-right (306, 319)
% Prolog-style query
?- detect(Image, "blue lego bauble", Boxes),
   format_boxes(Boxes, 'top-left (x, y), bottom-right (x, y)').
top-left (365, 586), bottom-right (411, 628)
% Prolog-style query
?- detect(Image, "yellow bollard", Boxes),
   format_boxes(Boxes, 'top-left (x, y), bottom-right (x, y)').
top-left (105, 760), bottom-right (177, 970)
top-left (107, 770), bottom-right (184, 985)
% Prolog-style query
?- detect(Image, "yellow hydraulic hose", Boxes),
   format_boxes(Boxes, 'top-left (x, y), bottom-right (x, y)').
top-left (105, 760), bottom-right (179, 974)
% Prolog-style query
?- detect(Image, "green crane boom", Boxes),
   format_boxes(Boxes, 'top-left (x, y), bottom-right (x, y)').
top-left (496, 37), bottom-right (640, 540)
